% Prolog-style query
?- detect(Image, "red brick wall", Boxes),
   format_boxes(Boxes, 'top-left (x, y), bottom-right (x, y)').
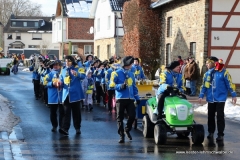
top-left (122, 0), bottom-right (161, 79)
top-left (67, 18), bottom-right (94, 40)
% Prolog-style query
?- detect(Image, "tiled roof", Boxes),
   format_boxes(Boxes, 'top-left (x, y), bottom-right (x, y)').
top-left (4, 16), bottom-right (52, 33)
top-left (109, 0), bottom-right (125, 12)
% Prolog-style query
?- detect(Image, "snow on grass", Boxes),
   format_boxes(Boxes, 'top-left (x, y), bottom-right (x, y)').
top-left (194, 98), bottom-right (240, 121)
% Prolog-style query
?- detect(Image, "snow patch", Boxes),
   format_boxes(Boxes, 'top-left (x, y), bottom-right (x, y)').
top-left (194, 98), bottom-right (240, 121)
top-left (22, 68), bottom-right (30, 72)
top-left (66, 1), bottom-right (92, 17)
top-left (0, 94), bottom-right (20, 133)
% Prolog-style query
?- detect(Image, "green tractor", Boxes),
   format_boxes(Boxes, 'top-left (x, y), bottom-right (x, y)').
top-left (0, 58), bottom-right (12, 75)
top-left (142, 88), bottom-right (205, 145)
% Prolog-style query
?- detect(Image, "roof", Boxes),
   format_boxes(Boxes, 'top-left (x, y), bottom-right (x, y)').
top-left (109, 0), bottom-right (125, 12)
top-left (9, 41), bottom-right (25, 46)
top-left (3, 16), bottom-right (52, 33)
top-left (89, 0), bottom-right (125, 19)
top-left (60, 0), bottom-right (92, 17)
top-left (150, 0), bottom-right (174, 8)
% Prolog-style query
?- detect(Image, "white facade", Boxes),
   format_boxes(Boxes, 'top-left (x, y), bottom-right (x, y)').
top-left (93, 0), bottom-right (124, 40)
top-left (52, 17), bottom-right (67, 43)
top-left (4, 32), bottom-right (60, 53)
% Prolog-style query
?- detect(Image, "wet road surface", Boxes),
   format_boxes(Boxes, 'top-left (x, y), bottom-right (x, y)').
top-left (0, 69), bottom-right (240, 160)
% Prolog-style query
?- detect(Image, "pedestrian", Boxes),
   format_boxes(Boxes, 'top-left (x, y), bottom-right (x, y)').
top-left (181, 58), bottom-right (191, 95)
top-left (185, 56), bottom-right (199, 96)
top-left (82, 69), bottom-right (95, 111)
top-left (84, 54), bottom-right (94, 71)
top-left (109, 56), bottom-right (140, 143)
top-left (157, 61), bottom-right (185, 121)
top-left (199, 57), bottom-right (237, 141)
top-left (44, 60), bottom-right (64, 132)
top-left (59, 56), bottom-right (86, 135)
top-left (178, 55), bottom-right (184, 66)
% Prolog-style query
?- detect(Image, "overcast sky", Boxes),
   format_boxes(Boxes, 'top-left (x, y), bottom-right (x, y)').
top-left (30, 0), bottom-right (58, 16)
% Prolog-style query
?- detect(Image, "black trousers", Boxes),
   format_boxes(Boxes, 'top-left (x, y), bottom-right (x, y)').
top-left (95, 81), bottom-right (103, 103)
top-left (62, 97), bottom-right (81, 131)
top-left (116, 99), bottom-right (136, 137)
top-left (49, 104), bottom-right (64, 129)
top-left (43, 87), bottom-right (48, 104)
top-left (157, 90), bottom-right (170, 118)
top-left (208, 102), bottom-right (225, 136)
top-left (33, 79), bottom-right (40, 98)
top-left (108, 90), bottom-right (115, 111)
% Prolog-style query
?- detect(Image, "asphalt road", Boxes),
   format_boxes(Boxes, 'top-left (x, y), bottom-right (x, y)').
top-left (0, 68), bottom-right (239, 160)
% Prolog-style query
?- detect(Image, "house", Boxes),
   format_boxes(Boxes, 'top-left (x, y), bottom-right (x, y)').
top-left (52, 0), bottom-right (94, 60)
top-left (151, 0), bottom-right (240, 86)
top-left (90, 0), bottom-right (125, 60)
top-left (3, 14), bottom-right (59, 58)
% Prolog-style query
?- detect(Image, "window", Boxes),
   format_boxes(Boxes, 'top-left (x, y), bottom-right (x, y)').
top-left (23, 22), bottom-right (27, 27)
top-left (97, 45), bottom-right (100, 58)
top-left (12, 22), bottom-right (16, 27)
top-left (107, 44), bottom-right (111, 58)
top-left (16, 33), bottom-right (21, 40)
top-left (32, 33), bottom-right (42, 40)
top-left (167, 17), bottom-right (172, 37)
top-left (84, 45), bottom-right (92, 55)
top-left (34, 22), bottom-right (38, 27)
top-left (58, 21), bottom-right (61, 30)
top-left (107, 16), bottom-right (111, 30)
top-left (72, 45), bottom-right (78, 54)
top-left (7, 34), bottom-right (12, 39)
top-left (97, 18), bottom-right (100, 32)
top-left (28, 45), bottom-right (40, 48)
top-left (190, 42), bottom-right (196, 56)
top-left (166, 43), bottom-right (171, 65)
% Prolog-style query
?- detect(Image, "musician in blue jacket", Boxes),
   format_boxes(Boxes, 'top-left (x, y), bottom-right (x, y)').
top-left (59, 56), bottom-right (86, 136)
top-left (110, 56), bottom-right (140, 143)
top-left (156, 61), bottom-right (185, 120)
top-left (199, 57), bottom-right (237, 141)
top-left (131, 58), bottom-right (145, 80)
top-left (44, 60), bottom-right (64, 132)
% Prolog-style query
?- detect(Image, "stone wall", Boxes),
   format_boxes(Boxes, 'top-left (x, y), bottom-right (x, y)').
top-left (0, 23), bottom-right (3, 49)
top-left (94, 37), bottom-right (123, 61)
top-left (159, 0), bottom-right (209, 74)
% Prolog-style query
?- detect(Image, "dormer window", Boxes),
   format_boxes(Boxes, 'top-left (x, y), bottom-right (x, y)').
top-left (23, 22), bottom-right (27, 27)
top-left (34, 22), bottom-right (38, 27)
top-left (12, 22), bottom-right (16, 27)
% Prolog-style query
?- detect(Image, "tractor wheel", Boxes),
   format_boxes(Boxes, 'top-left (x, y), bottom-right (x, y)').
top-left (192, 124), bottom-right (205, 144)
top-left (154, 123), bottom-right (167, 145)
top-left (142, 115), bottom-right (154, 138)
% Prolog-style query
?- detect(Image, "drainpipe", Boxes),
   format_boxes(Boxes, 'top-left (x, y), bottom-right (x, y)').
top-left (115, 12), bottom-right (118, 57)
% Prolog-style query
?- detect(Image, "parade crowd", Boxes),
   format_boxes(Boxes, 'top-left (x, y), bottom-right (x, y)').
top-left (27, 53), bottom-right (237, 143)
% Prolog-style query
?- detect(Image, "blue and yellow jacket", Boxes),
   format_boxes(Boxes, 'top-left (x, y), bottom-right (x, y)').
top-left (44, 69), bottom-right (63, 104)
top-left (157, 69), bottom-right (185, 96)
top-left (94, 69), bottom-right (105, 82)
top-left (199, 68), bottom-right (236, 102)
top-left (110, 67), bottom-right (140, 100)
top-left (60, 65), bottom-right (86, 103)
top-left (131, 64), bottom-right (145, 80)
top-left (105, 67), bottom-right (115, 90)
top-left (40, 68), bottom-right (50, 86)
top-left (29, 65), bottom-right (40, 80)
top-left (84, 60), bottom-right (93, 71)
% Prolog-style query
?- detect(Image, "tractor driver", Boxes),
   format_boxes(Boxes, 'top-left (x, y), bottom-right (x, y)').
top-left (156, 61), bottom-right (185, 121)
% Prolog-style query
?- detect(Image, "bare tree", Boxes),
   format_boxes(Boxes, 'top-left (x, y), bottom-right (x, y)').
top-left (38, 40), bottom-right (51, 56)
top-left (0, 0), bottom-right (43, 25)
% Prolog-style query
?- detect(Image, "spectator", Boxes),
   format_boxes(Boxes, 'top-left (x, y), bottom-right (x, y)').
top-left (178, 56), bottom-right (184, 66)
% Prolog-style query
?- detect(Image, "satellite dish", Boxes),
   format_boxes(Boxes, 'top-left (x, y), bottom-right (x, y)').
top-left (89, 26), bottom-right (94, 34)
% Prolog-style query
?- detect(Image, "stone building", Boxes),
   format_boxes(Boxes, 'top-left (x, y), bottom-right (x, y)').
top-left (0, 22), bottom-right (4, 51)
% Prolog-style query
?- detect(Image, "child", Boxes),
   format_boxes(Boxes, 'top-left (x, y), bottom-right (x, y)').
top-left (82, 69), bottom-right (95, 111)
